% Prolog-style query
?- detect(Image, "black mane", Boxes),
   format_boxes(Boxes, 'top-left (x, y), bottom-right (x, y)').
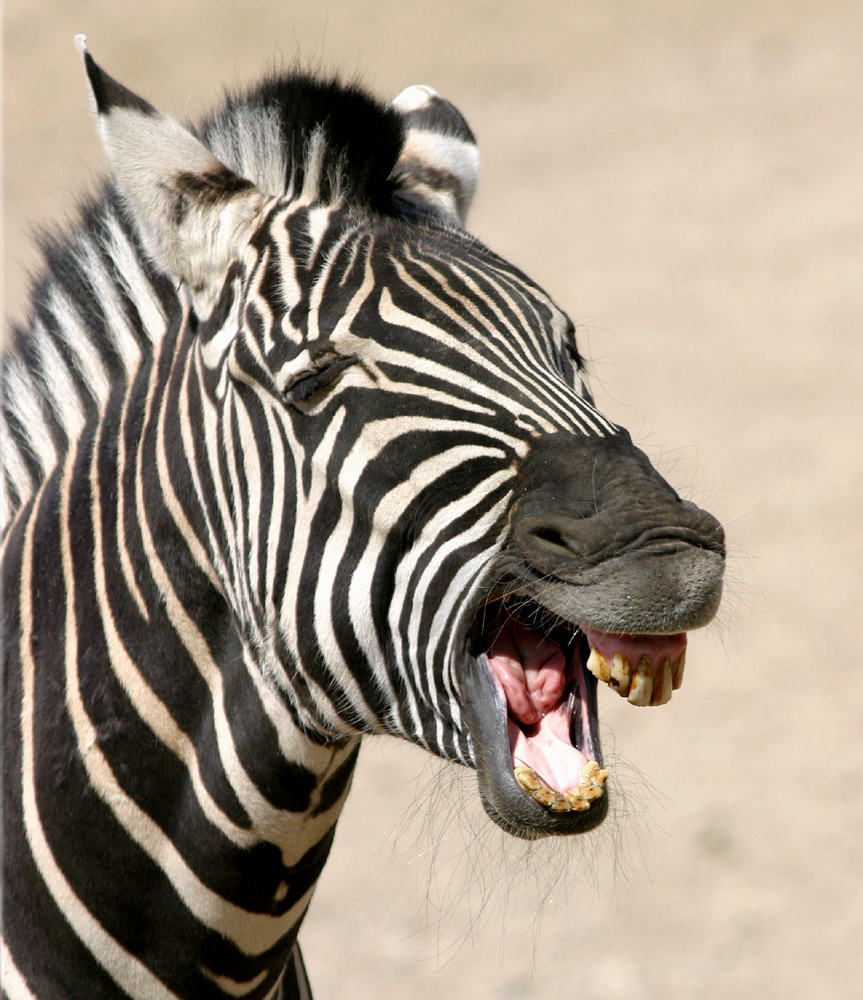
top-left (196, 71), bottom-right (406, 210)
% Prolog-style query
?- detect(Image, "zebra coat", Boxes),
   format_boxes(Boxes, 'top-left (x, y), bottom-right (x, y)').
top-left (1, 39), bottom-right (725, 999)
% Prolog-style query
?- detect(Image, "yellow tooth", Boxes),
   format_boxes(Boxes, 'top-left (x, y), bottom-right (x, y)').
top-left (563, 791), bottom-right (590, 811)
top-left (651, 656), bottom-right (673, 705)
top-left (531, 786), bottom-right (558, 808)
top-left (586, 647), bottom-right (610, 683)
top-left (577, 782), bottom-right (604, 801)
top-left (515, 762), bottom-right (610, 812)
top-left (627, 655), bottom-right (654, 706)
top-left (514, 765), bottom-right (543, 793)
top-left (609, 651), bottom-right (632, 696)
top-left (671, 649), bottom-right (686, 690)
top-left (582, 760), bottom-right (608, 785)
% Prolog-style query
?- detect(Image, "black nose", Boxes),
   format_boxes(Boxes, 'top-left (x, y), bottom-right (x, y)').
top-left (507, 431), bottom-right (725, 633)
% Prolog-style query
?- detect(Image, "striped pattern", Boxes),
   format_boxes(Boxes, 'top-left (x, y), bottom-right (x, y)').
top-left (0, 188), bottom-right (175, 531)
top-left (2, 58), bottom-right (616, 999)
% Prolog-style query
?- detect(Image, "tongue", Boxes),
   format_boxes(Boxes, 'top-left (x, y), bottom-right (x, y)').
top-left (485, 613), bottom-right (589, 793)
top-left (485, 615), bottom-right (567, 726)
top-left (508, 711), bottom-right (589, 793)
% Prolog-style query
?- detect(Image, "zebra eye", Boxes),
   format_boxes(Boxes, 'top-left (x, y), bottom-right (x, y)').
top-left (283, 349), bottom-right (358, 404)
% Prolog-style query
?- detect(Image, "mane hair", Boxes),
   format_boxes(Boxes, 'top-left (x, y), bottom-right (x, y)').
top-left (197, 71), bottom-right (405, 208)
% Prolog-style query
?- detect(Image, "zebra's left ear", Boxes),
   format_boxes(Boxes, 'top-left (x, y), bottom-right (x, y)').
top-left (388, 85), bottom-right (480, 228)
top-left (75, 36), bottom-right (264, 314)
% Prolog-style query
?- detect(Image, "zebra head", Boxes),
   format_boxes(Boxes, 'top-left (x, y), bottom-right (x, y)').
top-left (78, 40), bottom-right (724, 841)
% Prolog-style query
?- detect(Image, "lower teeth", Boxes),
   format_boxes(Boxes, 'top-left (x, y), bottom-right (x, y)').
top-left (513, 761), bottom-right (609, 812)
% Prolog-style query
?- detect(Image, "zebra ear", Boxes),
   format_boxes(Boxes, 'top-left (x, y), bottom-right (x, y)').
top-left (388, 85), bottom-right (480, 228)
top-left (75, 36), bottom-right (264, 314)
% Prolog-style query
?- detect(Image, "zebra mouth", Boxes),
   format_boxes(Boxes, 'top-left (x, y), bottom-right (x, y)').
top-left (463, 596), bottom-right (690, 837)
top-left (481, 600), bottom-right (602, 794)
top-left (462, 597), bottom-right (608, 838)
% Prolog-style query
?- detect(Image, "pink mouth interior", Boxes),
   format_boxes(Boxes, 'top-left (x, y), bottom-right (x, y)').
top-left (484, 609), bottom-right (687, 796)
top-left (484, 611), bottom-right (589, 794)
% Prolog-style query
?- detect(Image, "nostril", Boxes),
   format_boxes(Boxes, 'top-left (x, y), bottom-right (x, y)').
top-left (533, 527), bottom-right (568, 550)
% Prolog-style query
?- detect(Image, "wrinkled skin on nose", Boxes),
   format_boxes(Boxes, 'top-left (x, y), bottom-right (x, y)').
top-left (461, 429), bottom-right (725, 839)
top-left (507, 430), bottom-right (725, 634)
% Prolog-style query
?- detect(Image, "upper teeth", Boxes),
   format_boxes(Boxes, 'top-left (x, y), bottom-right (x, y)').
top-left (587, 647), bottom-right (685, 706)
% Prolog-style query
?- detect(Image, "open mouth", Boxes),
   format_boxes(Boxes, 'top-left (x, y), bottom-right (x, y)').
top-left (466, 595), bottom-right (687, 832)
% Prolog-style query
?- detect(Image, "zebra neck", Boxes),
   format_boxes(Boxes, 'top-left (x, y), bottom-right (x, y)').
top-left (115, 302), bottom-right (364, 826)
top-left (1, 310), bottom-right (366, 992)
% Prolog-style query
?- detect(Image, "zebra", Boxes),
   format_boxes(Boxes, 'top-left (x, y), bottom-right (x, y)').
top-left (1, 38), bottom-right (725, 999)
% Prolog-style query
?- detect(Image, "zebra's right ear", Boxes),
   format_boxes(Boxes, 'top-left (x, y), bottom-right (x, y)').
top-left (388, 86), bottom-right (480, 228)
top-left (75, 36), bottom-right (265, 314)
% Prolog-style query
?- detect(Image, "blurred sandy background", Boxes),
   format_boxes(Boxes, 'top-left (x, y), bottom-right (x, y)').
top-left (5, 2), bottom-right (863, 997)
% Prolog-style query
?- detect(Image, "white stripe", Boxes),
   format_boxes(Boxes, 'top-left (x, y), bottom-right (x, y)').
top-left (103, 213), bottom-right (168, 344)
top-left (0, 411), bottom-right (35, 524)
top-left (89, 414), bottom-right (258, 851)
top-left (271, 203), bottom-right (306, 348)
top-left (394, 469), bottom-right (512, 720)
top-left (346, 445), bottom-right (508, 710)
top-left (196, 347), bottom-right (248, 606)
top-left (77, 230), bottom-right (143, 374)
top-left (3, 358), bottom-right (58, 473)
top-left (227, 389), bottom-right (267, 617)
top-left (47, 286), bottom-right (111, 406)
top-left (378, 279), bottom-right (558, 433)
top-left (243, 244), bottom-right (276, 356)
top-left (32, 317), bottom-right (86, 442)
top-left (178, 344), bottom-right (238, 608)
top-left (0, 476), bottom-right (10, 536)
top-left (277, 408), bottom-right (357, 733)
top-left (114, 379), bottom-right (150, 620)
top-left (418, 247), bottom-right (610, 433)
top-left (199, 966), bottom-right (269, 996)
top-left (409, 253), bottom-right (600, 434)
top-left (313, 417), bottom-right (515, 732)
top-left (155, 334), bottom-right (223, 592)
top-left (137, 364), bottom-right (296, 844)
top-left (220, 387), bottom-right (256, 626)
top-left (0, 939), bottom-right (38, 1000)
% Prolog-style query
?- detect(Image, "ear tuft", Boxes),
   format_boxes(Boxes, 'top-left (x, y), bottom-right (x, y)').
top-left (388, 85), bottom-right (480, 228)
